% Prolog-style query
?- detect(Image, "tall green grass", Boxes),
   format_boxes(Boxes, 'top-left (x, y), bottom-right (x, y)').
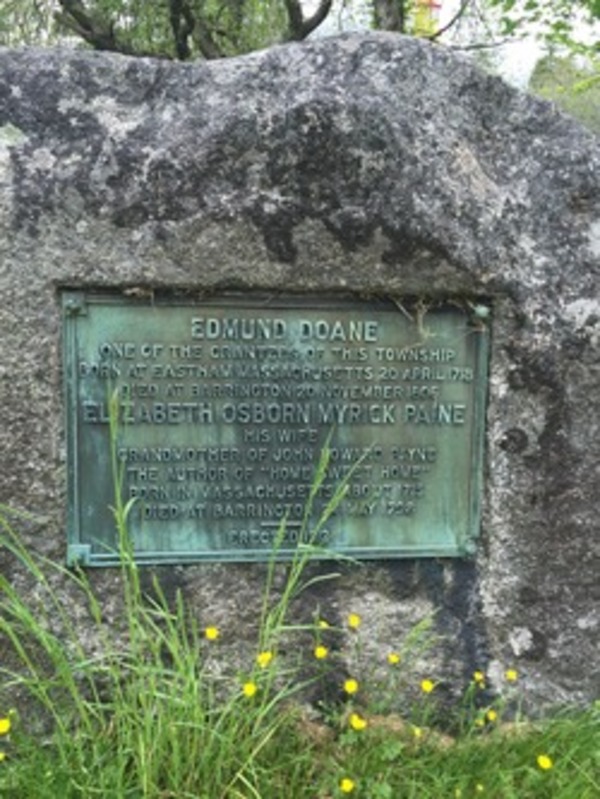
top-left (1, 494), bottom-right (599, 797)
top-left (0, 436), bottom-right (347, 798)
top-left (0, 404), bottom-right (598, 797)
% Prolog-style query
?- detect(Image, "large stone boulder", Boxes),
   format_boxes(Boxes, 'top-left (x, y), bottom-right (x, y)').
top-left (0, 33), bottom-right (598, 708)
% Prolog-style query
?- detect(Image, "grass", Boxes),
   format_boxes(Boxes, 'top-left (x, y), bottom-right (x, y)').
top-left (0, 424), bottom-right (598, 797)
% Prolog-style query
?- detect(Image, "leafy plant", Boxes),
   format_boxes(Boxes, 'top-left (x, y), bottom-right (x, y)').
top-left (0, 396), bottom-right (598, 797)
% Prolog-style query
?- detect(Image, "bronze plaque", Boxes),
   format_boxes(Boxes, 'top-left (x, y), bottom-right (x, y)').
top-left (63, 292), bottom-right (489, 565)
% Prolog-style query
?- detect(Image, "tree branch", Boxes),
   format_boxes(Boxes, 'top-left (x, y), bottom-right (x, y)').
top-left (284, 0), bottom-right (333, 40)
top-left (55, 0), bottom-right (120, 52)
top-left (284, 0), bottom-right (305, 40)
top-left (169, 0), bottom-right (195, 60)
top-left (192, 20), bottom-right (227, 59)
top-left (449, 37), bottom-right (517, 51)
top-left (372, 0), bottom-right (408, 33)
top-left (301, 0), bottom-right (334, 38)
top-left (55, 0), bottom-right (169, 57)
top-left (429, 0), bottom-right (473, 42)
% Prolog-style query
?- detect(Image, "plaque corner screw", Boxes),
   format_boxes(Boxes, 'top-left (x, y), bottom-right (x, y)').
top-left (65, 298), bottom-right (83, 316)
top-left (472, 305), bottom-right (490, 320)
top-left (463, 539), bottom-right (478, 556)
top-left (67, 544), bottom-right (91, 566)
top-left (468, 303), bottom-right (490, 331)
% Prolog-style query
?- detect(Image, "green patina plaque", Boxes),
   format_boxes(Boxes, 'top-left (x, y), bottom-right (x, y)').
top-left (63, 292), bottom-right (489, 566)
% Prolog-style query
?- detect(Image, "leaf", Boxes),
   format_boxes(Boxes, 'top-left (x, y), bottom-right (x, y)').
top-left (370, 783), bottom-right (393, 799)
top-left (379, 738), bottom-right (405, 762)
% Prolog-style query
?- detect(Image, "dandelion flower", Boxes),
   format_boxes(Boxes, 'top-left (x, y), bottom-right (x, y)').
top-left (349, 713), bottom-right (368, 731)
top-left (420, 678), bottom-right (435, 694)
top-left (317, 619), bottom-right (330, 629)
top-left (0, 719), bottom-right (10, 736)
top-left (314, 645), bottom-right (329, 660)
top-left (486, 709), bottom-right (498, 723)
top-left (347, 613), bottom-right (362, 629)
top-left (505, 668), bottom-right (518, 683)
top-left (204, 626), bottom-right (220, 641)
top-left (387, 652), bottom-right (401, 665)
top-left (412, 726), bottom-right (423, 739)
top-left (256, 650), bottom-right (274, 669)
top-left (537, 754), bottom-right (553, 771)
top-left (340, 777), bottom-right (356, 793)
top-left (343, 678), bottom-right (359, 695)
top-left (242, 681), bottom-right (258, 698)
top-left (473, 670), bottom-right (485, 685)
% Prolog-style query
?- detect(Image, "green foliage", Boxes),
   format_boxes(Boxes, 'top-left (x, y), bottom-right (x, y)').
top-left (0, 0), bottom-right (599, 61)
top-left (1, 498), bottom-right (599, 796)
top-left (0, 0), bottom-right (57, 46)
top-left (0, 395), bottom-right (598, 796)
top-left (0, 469), bottom-right (339, 796)
top-left (488, 0), bottom-right (600, 54)
top-left (0, 0), bottom-right (297, 57)
top-left (529, 54), bottom-right (600, 133)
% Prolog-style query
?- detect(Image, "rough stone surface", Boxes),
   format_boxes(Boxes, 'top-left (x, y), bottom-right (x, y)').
top-left (0, 33), bottom-right (598, 709)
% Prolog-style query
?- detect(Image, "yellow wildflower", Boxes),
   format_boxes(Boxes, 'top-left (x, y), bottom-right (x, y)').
top-left (317, 619), bottom-right (330, 629)
top-left (505, 668), bottom-right (518, 683)
top-left (473, 670), bottom-right (485, 685)
top-left (347, 613), bottom-right (361, 629)
top-left (340, 777), bottom-right (356, 793)
top-left (420, 678), bottom-right (435, 694)
top-left (256, 651), bottom-right (274, 669)
top-left (204, 626), bottom-right (220, 641)
top-left (537, 754), bottom-right (553, 771)
top-left (314, 645), bottom-right (329, 660)
top-left (0, 719), bottom-right (10, 736)
top-left (486, 709), bottom-right (498, 723)
top-left (0, 752), bottom-right (5, 763)
top-left (343, 678), bottom-right (359, 695)
top-left (387, 652), bottom-right (401, 665)
top-left (476, 784), bottom-right (484, 793)
top-left (242, 681), bottom-right (258, 698)
top-left (475, 718), bottom-right (485, 728)
top-left (412, 726), bottom-right (423, 739)
top-left (349, 712), bottom-right (368, 731)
